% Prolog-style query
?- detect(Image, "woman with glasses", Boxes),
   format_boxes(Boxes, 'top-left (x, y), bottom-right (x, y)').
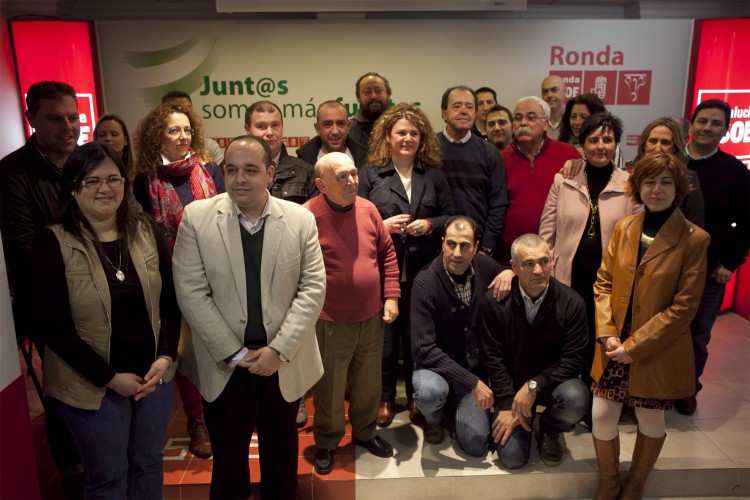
top-left (133, 104), bottom-right (225, 460)
top-left (539, 113), bottom-right (641, 412)
top-left (30, 142), bottom-right (180, 498)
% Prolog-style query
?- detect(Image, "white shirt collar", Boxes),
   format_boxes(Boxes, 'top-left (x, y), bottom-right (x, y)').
top-left (685, 142), bottom-right (718, 161)
top-left (443, 129), bottom-right (471, 144)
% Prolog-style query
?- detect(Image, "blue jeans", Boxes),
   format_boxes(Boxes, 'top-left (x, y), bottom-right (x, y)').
top-left (690, 277), bottom-right (725, 393)
top-left (56, 380), bottom-right (173, 499)
top-left (493, 378), bottom-right (589, 469)
top-left (412, 368), bottom-right (491, 456)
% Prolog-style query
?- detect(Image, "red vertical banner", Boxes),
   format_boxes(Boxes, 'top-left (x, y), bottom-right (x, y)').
top-left (687, 18), bottom-right (750, 317)
top-left (9, 20), bottom-right (101, 144)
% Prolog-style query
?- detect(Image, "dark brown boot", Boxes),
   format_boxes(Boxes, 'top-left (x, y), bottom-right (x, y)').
top-left (620, 431), bottom-right (666, 499)
top-left (592, 435), bottom-right (621, 499)
top-left (188, 418), bottom-right (213, 459)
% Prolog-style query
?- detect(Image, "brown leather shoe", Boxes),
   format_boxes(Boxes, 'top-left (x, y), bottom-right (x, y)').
top-left (408, 400), bottom-right (425, 426)
top-left (377, 401), bottom-right (395, 427)
top-left (188, 418), bottom-right (213, 459)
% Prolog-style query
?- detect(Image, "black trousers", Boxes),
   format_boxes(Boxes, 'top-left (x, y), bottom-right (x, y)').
top-left (202, 369), bottom-right (298, 500)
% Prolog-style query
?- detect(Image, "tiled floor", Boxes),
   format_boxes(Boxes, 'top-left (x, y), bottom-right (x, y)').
top-left (27, 312), bottom-right (750, 499)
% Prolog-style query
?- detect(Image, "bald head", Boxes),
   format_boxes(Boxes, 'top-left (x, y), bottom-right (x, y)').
top-left (315, 101), bottom-right (350, 154)
top-left (541, 75), bottom-right (566, 116)
top-left (314, 152), bottom-right (359, 207)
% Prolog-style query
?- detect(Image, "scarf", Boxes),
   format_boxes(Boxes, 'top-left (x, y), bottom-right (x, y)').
top-left (147, 150), bottom-right (217, 248)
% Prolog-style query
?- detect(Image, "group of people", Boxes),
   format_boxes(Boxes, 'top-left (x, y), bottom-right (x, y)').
top-left (0, 73), bottom-right (747, 500)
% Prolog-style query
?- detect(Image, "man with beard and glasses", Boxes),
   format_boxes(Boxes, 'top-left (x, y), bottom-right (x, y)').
top-left (498, 96), bottom-right (580, 264)
top-left (349, 72), bottom-right (392, 148)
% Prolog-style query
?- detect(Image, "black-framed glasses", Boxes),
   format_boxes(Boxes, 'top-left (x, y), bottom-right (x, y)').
top-left (81, 175), bottom-right (125, 190)
top-left (166, 126), bottom-right (195, 137)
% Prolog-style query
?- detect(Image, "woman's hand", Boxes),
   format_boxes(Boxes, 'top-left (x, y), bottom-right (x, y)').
top-left (135, 357), bottom-right (171, 400)
top-left (605, 342), bottom-right (634, 364)
top-left (383, 214), bottom-right (411, 234)
top-left (107, 373), bottom-right (144, 397)
top-left (405, 219), bottom-right (430, 237)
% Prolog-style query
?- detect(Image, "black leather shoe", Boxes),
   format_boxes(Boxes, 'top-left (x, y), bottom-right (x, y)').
top-left (423, 422), bottom-right (445, 445)
top-left (353, 435), bottom-right (393, 458)
top-left (538, 429), bottom-right (563, 467)
top-left (314, 448), bottom-right (335, 475)
top-left (676, 396), bottom-right (697, 415)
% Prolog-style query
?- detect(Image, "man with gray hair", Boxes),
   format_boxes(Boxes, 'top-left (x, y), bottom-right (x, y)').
top-left (498, 96), bottom-right (580, 264)
top-left (480, 234), bottom-right (588, 469)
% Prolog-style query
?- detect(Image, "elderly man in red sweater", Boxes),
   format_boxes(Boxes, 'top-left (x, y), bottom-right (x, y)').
top-left (304, 152), bottom-right (400, 475)
top-left (499, 96), bottom-right (580, 264)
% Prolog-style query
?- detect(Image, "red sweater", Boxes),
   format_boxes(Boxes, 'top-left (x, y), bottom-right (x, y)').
top-left (304, 195), bottom-right (400, 322)
top-left (500, 137), bottom-right (580, 245)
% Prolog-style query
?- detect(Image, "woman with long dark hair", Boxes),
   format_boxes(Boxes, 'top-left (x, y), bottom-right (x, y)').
top-left (31, 142), bottom-right (179, 498)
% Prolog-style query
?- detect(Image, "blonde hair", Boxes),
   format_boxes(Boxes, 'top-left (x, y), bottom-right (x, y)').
top-left (367, 102), bottom-right (442, 167)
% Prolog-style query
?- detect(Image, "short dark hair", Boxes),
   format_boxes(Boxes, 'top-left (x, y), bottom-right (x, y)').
top-left (244, 100), bottom-right (283, 126)
top-left (26, 81), bottom-right (77, 116)
top-left (441, 86), bottom-right (477, 111)
top-left (628, 152), bottom-right (691, 207)
top-left (558, 93), bottom-right (606, 143)
top-left (579, 112), bottom-right (623, 145)
top-left (475, 87), bottom-right (497, 102)
top-left (161, 90), bottom-right (191, 104)
top-left (486, 104), bottom-right (512, 121)
top-left (355, 72), bottom-right (392, 100)
top-left (444, 215), bottom-right (480, 243)
top-left (224, 135), bottom-right (273, 169)
top-left (691, 99), bottom-right (731, 128)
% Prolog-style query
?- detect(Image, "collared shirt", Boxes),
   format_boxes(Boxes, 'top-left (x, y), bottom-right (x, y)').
top-left (160, 150), bottom-right (193, 165)
top-left (272, 152), bottom-right (281, 168)
top-left (443, 129), bottom-right (472, 144)
top-left (236, 191), bottom-right (271, 235)
top-left (443, 261), bottom-right (474, 305)
top-left (519, 282), bottom-right (550, 324)
top-left (317, 146), bottom-right (353, 162)
top-left (685, 142), bottom-right (719, 161)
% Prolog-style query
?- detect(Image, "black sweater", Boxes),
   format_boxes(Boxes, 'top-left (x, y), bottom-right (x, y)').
top-left (480, 277), bottom-right (588, 410)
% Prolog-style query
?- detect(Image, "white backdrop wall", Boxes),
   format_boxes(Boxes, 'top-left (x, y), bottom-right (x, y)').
top-left (97, 19), bottom-right (693, 160)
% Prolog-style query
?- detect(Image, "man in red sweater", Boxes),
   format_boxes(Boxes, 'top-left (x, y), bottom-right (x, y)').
top-left (499, 96), bottom-right (580, 264)
top-left (303, 152), bottom-right (400, 475)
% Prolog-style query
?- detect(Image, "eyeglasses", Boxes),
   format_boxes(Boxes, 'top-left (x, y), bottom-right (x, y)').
top-left (81, 175), bottom-right (125, 189)
top-left (166, 126), bottom-right (195, 137)
top-left (513, 113), bottom-right (545, 123)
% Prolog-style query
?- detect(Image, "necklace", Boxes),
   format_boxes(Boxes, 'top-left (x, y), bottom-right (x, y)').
top-left (584, 167), bottom-right (614, 239)
top-left (102, 240), bottom-right (125, 281)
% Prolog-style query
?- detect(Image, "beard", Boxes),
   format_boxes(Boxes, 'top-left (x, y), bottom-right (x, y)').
top-left (361, 100), bottom-right (387, 121)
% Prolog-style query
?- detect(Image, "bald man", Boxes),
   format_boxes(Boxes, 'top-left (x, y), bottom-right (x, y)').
top-left (304, 152), bottom-right (400, 474)
top-left (541, 75), bottom-right (566, 140)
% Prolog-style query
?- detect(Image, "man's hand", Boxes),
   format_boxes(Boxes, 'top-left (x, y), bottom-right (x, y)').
top-left (488, 269), bottom-right (513, 301)
top-left (107, 373), bottom-right (144, 397)
top-left (492, 409), bottom-right (531, 445)
top-left (711, 264), bottom-right (732, 284)
top-left (245, 347), bottom-right (282, 376)
top-left (383, 214), bottom-right (411, 235)
top-left (511, 384), bottom-right (537, 421)
top-left (383, 298), bottom-right (399, 324)
top-left (560, 158), bottom-right (585, 179)
top-left (471, 380), bottom-right (494, 409)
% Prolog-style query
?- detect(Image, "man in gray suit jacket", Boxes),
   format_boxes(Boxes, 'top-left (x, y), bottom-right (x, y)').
top-left (173, 135), bottom-right (326, 499)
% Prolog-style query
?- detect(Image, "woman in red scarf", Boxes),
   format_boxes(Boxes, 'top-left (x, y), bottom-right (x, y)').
top-left (134, 103), bottom-right (225, 460)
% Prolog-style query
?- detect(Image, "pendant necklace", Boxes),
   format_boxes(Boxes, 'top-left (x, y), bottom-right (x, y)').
top-left (102, 240), bottom-right (125, 281)
top-left (584, 167), bottom-right (614, 239)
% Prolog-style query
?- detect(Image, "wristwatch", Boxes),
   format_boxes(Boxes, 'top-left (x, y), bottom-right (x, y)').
top-left (527, 380), bottom-right (539, 393)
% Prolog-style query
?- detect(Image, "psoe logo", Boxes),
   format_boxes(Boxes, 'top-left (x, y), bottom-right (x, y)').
top-left (617, 71), bottom-right (652, 105)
